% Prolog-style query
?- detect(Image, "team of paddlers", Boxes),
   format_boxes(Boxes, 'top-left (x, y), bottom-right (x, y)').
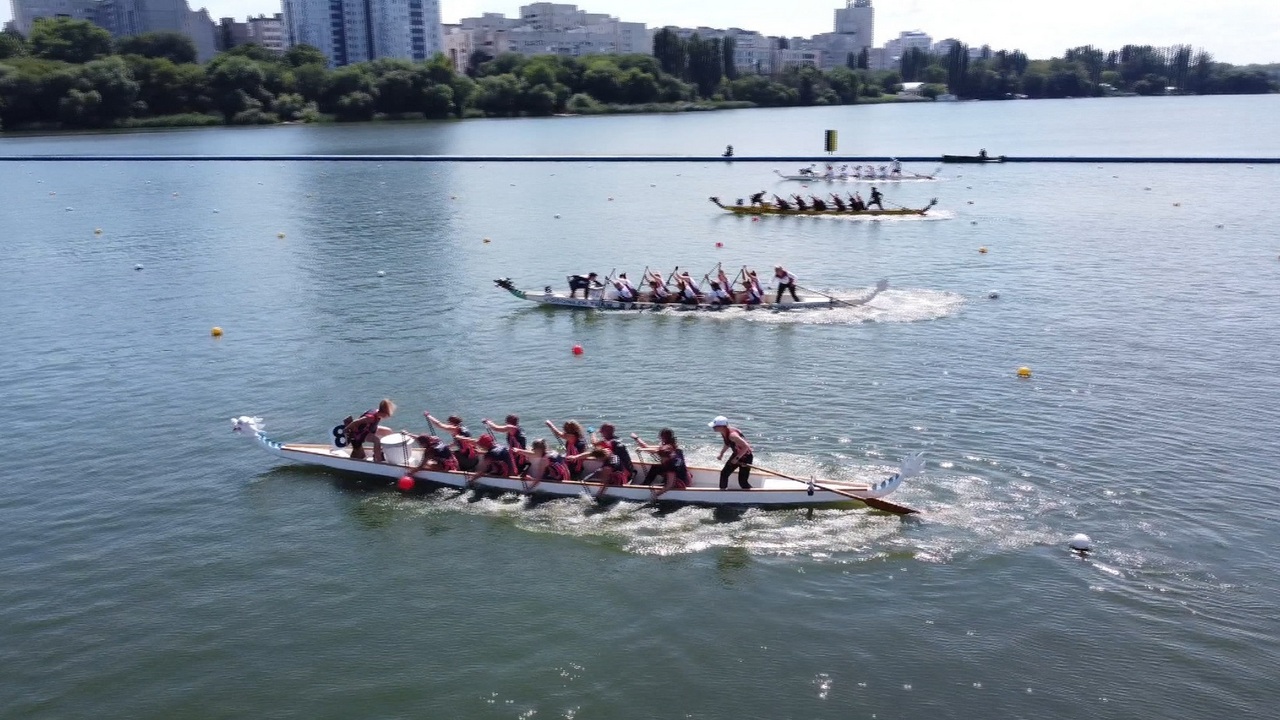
top-left (567, 265), bottom-right (803, 305)
top-left (742, 186), bottom-right (886, 212)
top-left (337, 400), bottom-right (755, 499)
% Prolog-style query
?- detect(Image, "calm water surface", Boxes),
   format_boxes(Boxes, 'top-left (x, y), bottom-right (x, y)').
top-left (2, 96), bottom-right (1279, 719)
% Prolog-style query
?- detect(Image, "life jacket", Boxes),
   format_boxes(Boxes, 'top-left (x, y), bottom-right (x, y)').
top-left (564, 435), bottom-right (585, 474)
top-left (723, 428), bottom-right (751, 458)
top-left (484, 446), bottom-right (517, 477)
top-left (432, 445), bottom-right (459, 471)
top-left (506, 427), bottom-right (527, 450)
top-left (453, 427), bottom-right (477, 460)
top-left (605, 439), bottom-right (635, 482)
top-left (350, 410), bottom-right (379, 442)
top-left (542, 453), bottom-right (570, 482)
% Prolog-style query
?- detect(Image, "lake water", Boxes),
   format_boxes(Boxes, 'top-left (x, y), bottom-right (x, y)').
top-left (2, 95), bottom-right (1279, 719)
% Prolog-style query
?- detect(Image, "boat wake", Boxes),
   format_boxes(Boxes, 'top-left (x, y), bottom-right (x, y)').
top-left (690, 288), bottom-right (964, 325)
top-left (350, 446), bottom-right (1062, 562)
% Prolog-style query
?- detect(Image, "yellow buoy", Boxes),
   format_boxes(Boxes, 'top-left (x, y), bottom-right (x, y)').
top-left (978, 246), bottom-right (988, 254)
top-left (1017, 366), bottom-right (1032, 378)
top-left (211, 326), bottom-right (224, 337)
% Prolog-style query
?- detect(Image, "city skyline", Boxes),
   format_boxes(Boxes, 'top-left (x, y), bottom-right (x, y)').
top-left (4, 0), bottom-right (1277, 65)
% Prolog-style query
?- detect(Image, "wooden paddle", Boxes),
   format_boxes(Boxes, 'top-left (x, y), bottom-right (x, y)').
top-left (742, 462), bottom-right (918, 515)
top-left (792, 283), bottom-right (879, 310)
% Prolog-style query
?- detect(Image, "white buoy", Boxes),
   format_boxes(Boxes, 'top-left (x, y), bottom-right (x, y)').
top-left (377, 270), bottom-right (386, 277)
top-left (1069, 533), bottom-right (1093, 552)
top-left (134, 264), bottom-right (144, 271)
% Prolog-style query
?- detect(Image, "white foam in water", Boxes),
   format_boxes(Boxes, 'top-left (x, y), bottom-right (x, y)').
top-left (369, 446), bottom-right (1065, 561)
top-left (692, 288), bottom-right (966, 325)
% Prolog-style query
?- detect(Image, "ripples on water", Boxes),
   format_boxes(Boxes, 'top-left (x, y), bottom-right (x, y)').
top-left (3, 107), bottom-right (1280, 719)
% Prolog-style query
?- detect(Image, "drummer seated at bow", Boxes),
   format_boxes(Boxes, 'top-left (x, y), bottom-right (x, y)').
top-left (464, 434), bottom-right (520, 486)
top-left (567, 272), bottom-right (602, 298)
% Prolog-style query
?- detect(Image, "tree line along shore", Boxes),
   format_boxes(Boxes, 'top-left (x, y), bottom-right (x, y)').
top-left (0, 19), bottom-right (1276, 132)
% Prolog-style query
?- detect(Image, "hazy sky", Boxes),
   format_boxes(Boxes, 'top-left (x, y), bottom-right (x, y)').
top-left (3, 0), bottom-right (1277, 64)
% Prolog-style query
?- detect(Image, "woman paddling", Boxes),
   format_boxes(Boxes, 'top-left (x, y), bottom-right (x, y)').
top-left (424, 412), bottom-right (481, 471)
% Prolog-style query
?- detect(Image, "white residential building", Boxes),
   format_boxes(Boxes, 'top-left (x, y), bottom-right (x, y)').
top-left (283, 0), bottom-right (442, 66)
top-left (10, 0), bottom-right (96, 34)
top-left (884, 30), bottom-right (932, 63)
top-left (451, 4), bottom-right (647, 62)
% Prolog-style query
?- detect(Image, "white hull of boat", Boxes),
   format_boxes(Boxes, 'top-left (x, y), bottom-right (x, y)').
top-left (231, 418), bottom-right (921, 513)
top-left (496, 279), bottom-right (888, 312)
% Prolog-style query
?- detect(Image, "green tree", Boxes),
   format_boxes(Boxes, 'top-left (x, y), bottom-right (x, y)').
top-left (521, 83), bottom-right (557, 115)
top-left (116, 32), bottom-right (196, 64)
top-left (421, 83), bottom-right (454, 118)
top-left (581, 63), bottom-right (623, 103)
top-left (375, 69), bottom-right (416, 113)
top-left (207, 55), bottom-right (268, 118)
top-left (293, 63), bottom-right (327, 101)
top-left (320, 65), bottom-right (374, 111)
top-left (652, 28), bottom-right (686, 77)
top-left (826, 66), bottom-right (860, 103)
top-left (473, 74), bottom-right (524, 116)
top-left (29, 18), bottom-right (112, 64)
top-left (222, 43), bottom-right (281, 64)
top-left (0, 29), bottom-right (27, 60)
top-left (283, 44), bottom-right (326, 68)
top-left (621, 68), bottom-right (658, 104)
top-left (721, 36), bottom-right (737, 81)
top-left (334, 91), bottom-right (374, 121)
top-left (856, 47), bottom-right (869, 70)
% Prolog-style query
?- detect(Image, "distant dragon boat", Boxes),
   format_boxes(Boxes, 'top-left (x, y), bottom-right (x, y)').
top-left (773, 168), bottom-right (942, 183)
top-left (709, 196), bottom-right (937, 217)
top-left (941, 153), bottom-right (1006, 164)
top-left (231, 417), bottom-right (923, 514)
top-left (494, 277), bottom-right (889, 312)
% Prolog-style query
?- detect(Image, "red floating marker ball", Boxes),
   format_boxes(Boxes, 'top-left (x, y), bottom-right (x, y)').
top-left (572, 344), bottom-right (584, 356)
top-left (397, 476), bottom-right (415, 491)
top-left (715, 242), bottom-right (724, 248)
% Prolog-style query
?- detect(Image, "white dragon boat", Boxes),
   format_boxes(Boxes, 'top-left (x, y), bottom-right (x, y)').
top-left (231, 417), bottom-right (923, 515)
top-left (494, 277), bottom-right (889, 312)
top-left (774, 167), bottom-right (942, 183)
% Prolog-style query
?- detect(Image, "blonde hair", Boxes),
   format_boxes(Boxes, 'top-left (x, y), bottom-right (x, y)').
top-left (378, 399), bottom-right (396, 417)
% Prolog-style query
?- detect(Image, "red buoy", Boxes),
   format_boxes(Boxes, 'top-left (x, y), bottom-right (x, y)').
top-left (397, 476), bottom-right (415, 491)
top-left (715, 242), bottom-right (724, 248)
top-left (572, 344), bottom-right (584, 356)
